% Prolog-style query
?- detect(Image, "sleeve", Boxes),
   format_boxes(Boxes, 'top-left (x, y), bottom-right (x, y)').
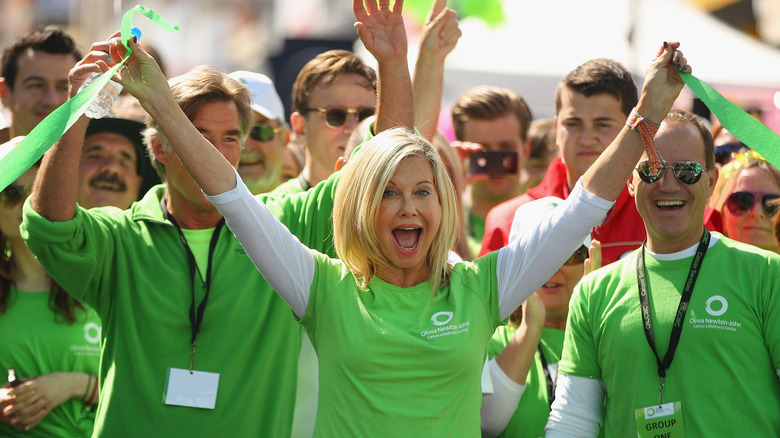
top-left (544, 374), bottom-right (604, 437)
top-left (494, 180), bottom-right (613, 319)
top-left (480, 358), bottom-right (526, 437)
top-left (206, 169), bottom-right (315, 318)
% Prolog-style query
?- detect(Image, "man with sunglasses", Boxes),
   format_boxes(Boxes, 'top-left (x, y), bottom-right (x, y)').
top-left (277, 49), bottom-right (377, 193)
top-left (547, 109), bottom-right (780, 437)
top-left (479, 59), bottom-right (724, 265)
top-left (229, 71), bottom-right (290, 195)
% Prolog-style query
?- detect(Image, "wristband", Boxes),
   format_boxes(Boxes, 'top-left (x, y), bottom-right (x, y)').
top-left (87, 375), bottom-right (99, 404)
top-left (627, 108), bottom-right (664, 176)
top-left (82, 374), bottom-right (93, 402)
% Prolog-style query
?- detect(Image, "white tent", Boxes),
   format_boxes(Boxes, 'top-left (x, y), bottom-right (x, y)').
top-left (357, 0), bottom-right (780, 128)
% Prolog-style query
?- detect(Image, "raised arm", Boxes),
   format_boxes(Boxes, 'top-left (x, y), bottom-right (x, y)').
top-left (31, 35), bottom-right (118, 220)
top-left (412, 0), bottom-right (460, 141)
top-left (580, 42), bottom-right (690, 200)
top-left (353, 0), bottom-right (414, 134)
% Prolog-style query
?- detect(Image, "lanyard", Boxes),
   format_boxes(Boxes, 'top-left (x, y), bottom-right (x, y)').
top-left (537, 346), bottom-right (555, 410)
top-left (636, 229), bottom-right (710, 404)
top-left (161, 198), bottom-right (225, 372)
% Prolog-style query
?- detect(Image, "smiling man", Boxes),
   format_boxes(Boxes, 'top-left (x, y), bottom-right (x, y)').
top-left (0, 25), bottom-right (80, 142)
top-left (547, 109), bottom-right (780, 437)
top-left (229, 70), bottom-right (290, 195)
top-left (77, 117), bottom-right (159, 210)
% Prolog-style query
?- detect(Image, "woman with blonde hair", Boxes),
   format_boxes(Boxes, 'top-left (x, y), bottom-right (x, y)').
top-left (710, 150), bottom-right (780, 253)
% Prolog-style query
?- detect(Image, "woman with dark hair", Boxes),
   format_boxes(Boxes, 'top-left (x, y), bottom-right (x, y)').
top-left (0, 160), bottom-right (99, 436)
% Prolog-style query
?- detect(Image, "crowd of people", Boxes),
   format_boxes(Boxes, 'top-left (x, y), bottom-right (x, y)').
top-left (1, 0), bottom-right (779, 437)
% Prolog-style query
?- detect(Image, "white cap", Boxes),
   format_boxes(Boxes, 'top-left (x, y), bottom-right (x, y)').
top-left (229, 70), bottom-right (285, 123)
top-left (509, 196), bottom-right (591, 248)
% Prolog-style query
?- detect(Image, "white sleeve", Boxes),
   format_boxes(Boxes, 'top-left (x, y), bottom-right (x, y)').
top-left (545, 374), bottom-right (604, 437)
top-left (495, 181), bottom-right (613, 319)
top-left (205, 169), bottom-right (314, 318)
top-left (480, 358), bottom-right (526, 437)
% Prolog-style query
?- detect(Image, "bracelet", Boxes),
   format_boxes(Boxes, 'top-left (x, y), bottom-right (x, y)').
top-left (626, 107), bottom-right (664, 175)
top-left (82, 374), bottom-right (93, 402)
top-left (87, 375), bottom-right (99, 404)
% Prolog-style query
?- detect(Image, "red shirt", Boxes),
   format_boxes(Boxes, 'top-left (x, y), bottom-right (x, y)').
top-left (479, 157), bottom-right (724, 265)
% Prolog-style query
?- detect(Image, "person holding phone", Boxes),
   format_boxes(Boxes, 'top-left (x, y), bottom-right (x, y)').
top-left (451, 86), bottom-right (533, 256)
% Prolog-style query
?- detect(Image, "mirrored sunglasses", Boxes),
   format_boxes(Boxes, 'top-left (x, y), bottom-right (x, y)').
top-left (0, 183), bottom-right (33, 206)
top-left (249, 124), bottom-right (283, 142)
top-left (310, 107), bottom-right (375, 129)
top-left (725, 191), bottom-right (780, 217)
top-left (635, 160), bottom-right (709, 185)
top-left (564, 245), bottom-right (589, 266)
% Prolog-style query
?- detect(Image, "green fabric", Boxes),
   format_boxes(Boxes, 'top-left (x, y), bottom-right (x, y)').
top-left (560, 234), bottom-right (780, 437)
top-left (488, 326), bottom-right (564, 438)
top-left (0, 5), bottom-right (178, 192)
top-left (302, 251), bottom-right (502, 437)
top-left (0, 288), bottom-right (100, 438)
top-left (21, 169), bottom-right (343, 436)
top-left (404, 0), bottom-right (505, 27)
top-left (467, 212), bottom-right (485, 257)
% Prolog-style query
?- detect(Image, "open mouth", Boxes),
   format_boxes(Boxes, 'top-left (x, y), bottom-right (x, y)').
top-left (655, 200), bottom-right (685, 211)
top-left (542, 282), bottom-right (562, 290)
top-left (392, 227), bottom-right (421, 251)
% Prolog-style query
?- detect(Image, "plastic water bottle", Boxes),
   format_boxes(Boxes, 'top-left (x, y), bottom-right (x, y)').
top-left (80, 27), bottom-right (142, 119)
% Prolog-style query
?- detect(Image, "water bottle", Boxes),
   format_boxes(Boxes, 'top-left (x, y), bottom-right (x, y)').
top-left (80, 27), bottom-right (142, 119)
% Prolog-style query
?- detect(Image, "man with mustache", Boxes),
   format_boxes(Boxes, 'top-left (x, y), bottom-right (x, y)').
top-left (77, 117), bottom-right (160, 210)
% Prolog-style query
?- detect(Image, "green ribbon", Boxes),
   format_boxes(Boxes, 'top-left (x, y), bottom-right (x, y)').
top-left (0, 5), bottom-right (178, 191)
top-left (681, 72), bottom-right (780, 168)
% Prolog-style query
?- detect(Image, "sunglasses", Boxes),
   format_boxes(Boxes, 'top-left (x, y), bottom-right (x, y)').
top-left (714, 142), bottom-right (749, 164)
top-left (725, 191), bottom-right (780, 217)
top-left (0, 183), bottom-right (33, 206)
top-left (249, 124), bottom-right (283, 142)
top-left (635, 160), bottom-right (710, 185)
top-left (309, 107), bottom-right (375, 129)
top-left (564, 245), bottom-right (589, 266)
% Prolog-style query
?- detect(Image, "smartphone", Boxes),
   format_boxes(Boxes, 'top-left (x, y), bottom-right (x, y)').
top-left (7, 368), bottom-right (20, 387)
top-left (469, 150), bottom-right (519, 176)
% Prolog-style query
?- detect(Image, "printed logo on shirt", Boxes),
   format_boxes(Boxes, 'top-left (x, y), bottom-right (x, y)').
top-left (70, 322), bottom-right (101, 357)
top-left (420, 312), bottom-right (471, 340)
top-left (689, 295), bottom-right (742, 332)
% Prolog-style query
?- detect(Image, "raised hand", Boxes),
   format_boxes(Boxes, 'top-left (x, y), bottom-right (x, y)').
top-left (101, 35), bottom-right (167, 107)
top-left (419, 0), bottom-right (461, 66)
top-left (67, 31), bottom-right (121, 97)
top-left (353, 0), bottom-right (407, 62)
top-left (637, 41), bottom-right (691, 124)
top-left (583, 239), bottom-right (602, 275)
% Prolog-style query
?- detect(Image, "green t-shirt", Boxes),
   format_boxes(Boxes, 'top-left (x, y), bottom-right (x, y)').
top-left (0, 288), bottom-right (100, 438)
top-left (560, 234), bottom-right (780, 437)
top-left (467, 212), bottom-right (485, 257)
top-left (302, 251), bottom-right (503, 437)
top-left (488, 326), bottom-right (564, 438)
top-left (21, 172), bottom-right (342, 437)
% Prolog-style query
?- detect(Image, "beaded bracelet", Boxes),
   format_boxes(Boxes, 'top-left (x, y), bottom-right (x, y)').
top-left (626, 107), bottom-right (664, 176)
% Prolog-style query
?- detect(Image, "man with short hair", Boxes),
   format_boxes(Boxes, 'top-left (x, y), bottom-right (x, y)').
top-left (480, 58), bottom-right (722, 264)
top-left (78, 117), bottom-right (160, 209)
top-left (279, 49), bottom-right (377, 192)
top-left (0, 25), bottom-right (80, 142)
top-left (546, 109), bottom-right (780, 437)
top-left (451, 86), bottom-right (532, 256)
top-left (229, 70), bottom-right (290, 195)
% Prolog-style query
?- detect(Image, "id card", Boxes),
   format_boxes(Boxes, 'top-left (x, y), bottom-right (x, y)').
top-left (163, 368), bottom-right (220, 409)
top-left (635, 401), bottom-right (685, 438)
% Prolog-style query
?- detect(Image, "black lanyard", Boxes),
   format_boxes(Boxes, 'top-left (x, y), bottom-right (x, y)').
top-left (538, 346), bottom-right (555, 410)
top-left (636, 229), bottom-right (710, 404)
top-left (162, 198), bottom-right (225, 372)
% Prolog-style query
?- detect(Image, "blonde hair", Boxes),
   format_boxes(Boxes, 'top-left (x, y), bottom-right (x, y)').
top-left (710, 150), bottom-right (780, 213)
top-left (333, 127), bottom-right (458, 293)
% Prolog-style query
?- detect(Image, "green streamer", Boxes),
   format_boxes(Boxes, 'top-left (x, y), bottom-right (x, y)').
top-left (0, 5), bottom-right (178, 191)
top-left (681, 72), bottom-right (780, 169)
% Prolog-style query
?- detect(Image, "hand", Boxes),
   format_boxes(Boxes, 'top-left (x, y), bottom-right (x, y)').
top-left (636, 41), bottom-right (691, 124)
top-left (451, 141), bottom-right (490, 185)
top-left (353, 0), bottom-right (408, 62)
top-left (1, 372), bottom-right (83, 431)
top-left (584, 239), bottom-right (602, 275)
top-left (418, 0), bottom-right (461, 66)
top-left (68, 31), bottom-right (121, 98)
top-left (519, 293), bottom-right (546, 333)
top-left (104, 35), bottom-right (168, 107)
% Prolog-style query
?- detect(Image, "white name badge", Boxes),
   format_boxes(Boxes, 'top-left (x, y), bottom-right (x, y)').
top-left (164, 368), bottom-right (220, 409)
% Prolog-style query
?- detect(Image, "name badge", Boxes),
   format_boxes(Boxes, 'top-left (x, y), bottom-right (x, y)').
top-left (163, 368), bottom-right (220, 409)
top-left (635, 401), bottom-right (685, 438)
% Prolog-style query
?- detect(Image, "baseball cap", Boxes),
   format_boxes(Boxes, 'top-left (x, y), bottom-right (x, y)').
top-left (229, 70), bottom-right (285, 123)
top-left (85, 117), bottom-right (161, 199)
top-left (509, 196), bottom-right (591, 249)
